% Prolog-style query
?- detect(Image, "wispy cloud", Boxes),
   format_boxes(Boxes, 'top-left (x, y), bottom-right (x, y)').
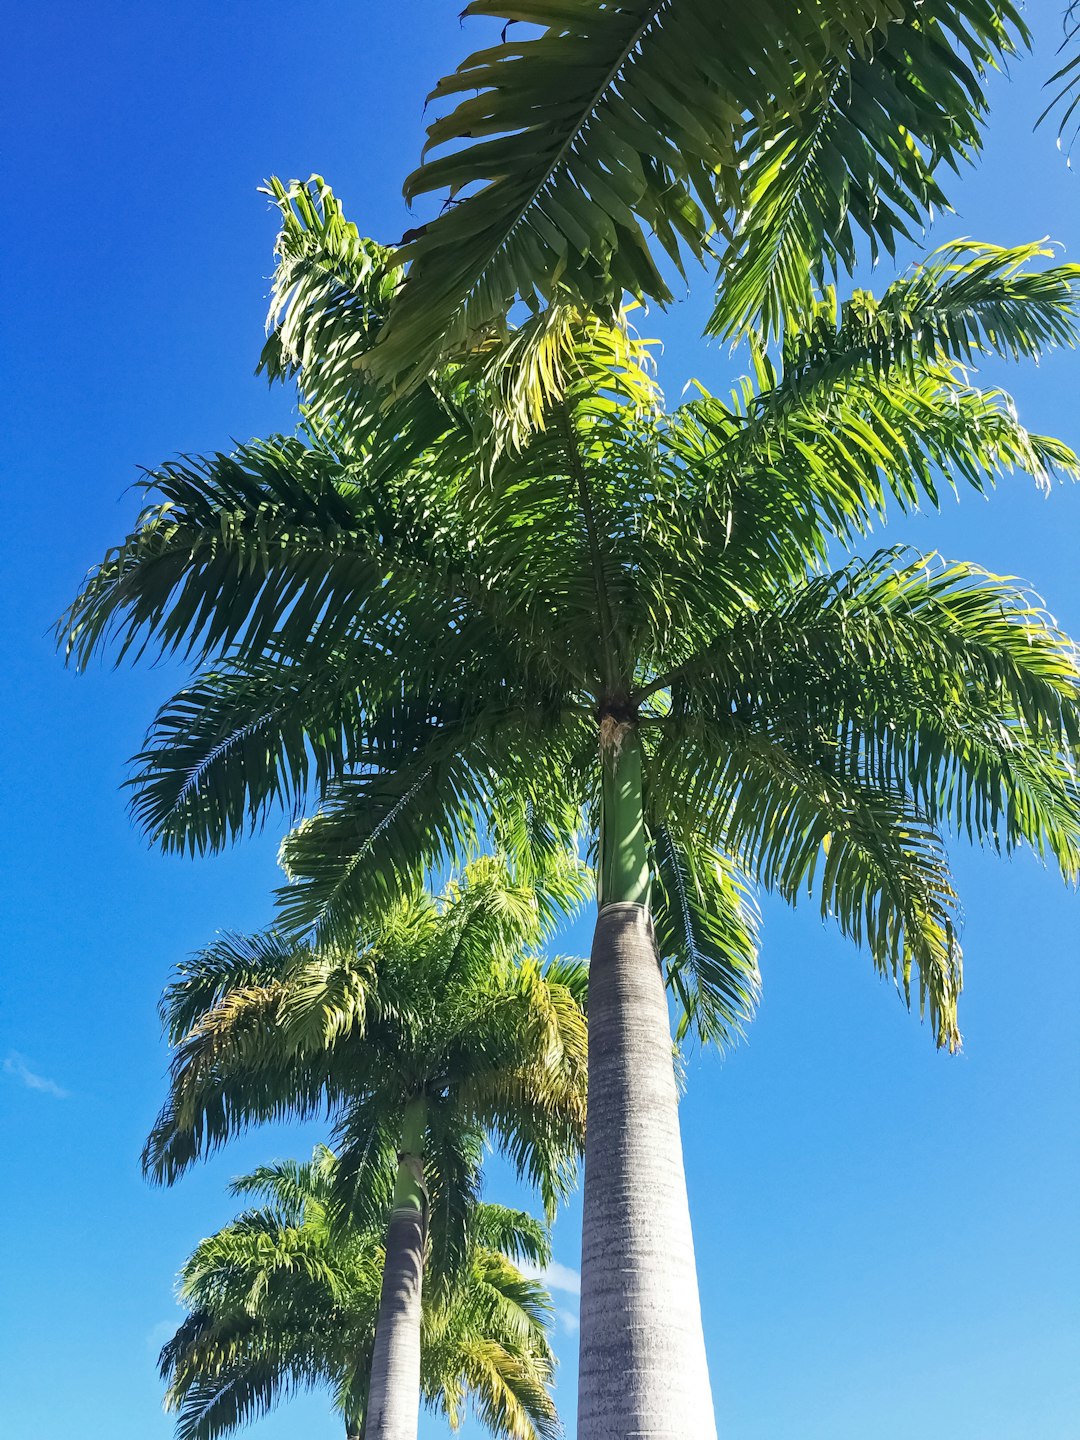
top-left (556, 1306), bottom-right (580, 1335)
top-left (520, 1259), bottom-right (581, 1297)
top-left (3, 1052), bottom-right (69, 1099)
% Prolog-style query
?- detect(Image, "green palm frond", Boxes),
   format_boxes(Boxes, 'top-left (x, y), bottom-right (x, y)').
top-left (144, 980), bottom-right (342, 1183)
top-left (159, 930), bottom-right (304, 1044)
top-left (473, 300), bottom-right (661, 458)
top-left (275, 745), bottom-right (487, 946)
top-left (646, 380), bottom-right (1070, 654)
top-left (645, 547), bottom-right (1080, 1047)
top-left (258, 175), bottom-right (400, 399)
top-left (741, 242), bottom-right (1080, 398)
top-left (649, 826), bottom-right (761, 1046)
top-left (695, 346), bottom-right (1079, 554)
top-left (367, 0), bottom-right (1022, 388)
top-left (452, 1336), bottom-right (560, 1440)
top-left (165, 1345), bottom-right (325, 1440)
top-left (127, 649), bottom-right (371, 854)
top-left (228, 1146), bottom-right (339, 1217)
top-left (275, 718), bottom-right (588, 947)
top-left (665, 729), bottom-right (966, 1048)
top-left (257, 175), bottom-right (479, 458)
top-left (60, 432), bottom-right (468, 672)
top-left (709, 8), bottom-right (1023, 340)
top-left (470, 1205), bottom-right (552, 1270)
top-left (679, 551), bottom-right (1080, 867)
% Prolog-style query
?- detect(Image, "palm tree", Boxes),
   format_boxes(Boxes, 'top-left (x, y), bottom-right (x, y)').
top-left (64, 185), bottom-right (1080, 1439)
top-left (367, 0), bottom-right (1027, 389)
top-left (145, 857), bottom-right (588, 1440)
top-left (161, 1147), bottom-right (561, 1440)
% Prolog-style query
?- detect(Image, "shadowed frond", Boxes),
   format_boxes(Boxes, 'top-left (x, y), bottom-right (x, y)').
top-left (709, 7), bottom-right (1024, 341)
top-left (664, 728), bottom-right (966, 1047)
top-left (59, 433), bottom-right (471, 672)
top-left (159, 931), bottom-right (306, 1045)
top-left (1038, 5), bottom-right (1080, 146)
top-left (649, 825), bottom-right (761, 1046)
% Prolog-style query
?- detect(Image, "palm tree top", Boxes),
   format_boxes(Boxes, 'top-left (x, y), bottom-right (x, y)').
top-left (145, 858), bottom-right (590, 1245)
top-left (64, 181), bottom-right (1080, 1051)
top-left (162, 1147), bottom-right (561, 1440)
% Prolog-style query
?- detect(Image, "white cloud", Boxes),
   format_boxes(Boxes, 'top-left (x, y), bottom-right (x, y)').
top-left (556, 1306), bottom-right (580, 1335)
top-left (520, 1259), bottom-right (581, 1297)
top-left (3, 1052), bottom-right (68, 1099)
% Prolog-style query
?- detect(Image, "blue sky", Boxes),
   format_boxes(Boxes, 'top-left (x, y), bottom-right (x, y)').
top-left (3, 4), bottom-right (1078, 1437)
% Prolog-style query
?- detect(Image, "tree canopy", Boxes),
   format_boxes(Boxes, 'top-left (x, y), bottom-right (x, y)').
top-left (161, 1147), bottom-right (561, 1440)
top-left (63, 184), bottom-right (1080, 1051)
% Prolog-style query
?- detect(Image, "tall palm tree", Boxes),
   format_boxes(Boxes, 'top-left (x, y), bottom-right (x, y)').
top-left (145, 858), bottom-right (589, 1440)
top-left (367, 0), bottom-right (1026, 389)
top-left (64, 184), bottom-right (1080, 1439)
top-left (161, 1147), bottom-right (561, 1440)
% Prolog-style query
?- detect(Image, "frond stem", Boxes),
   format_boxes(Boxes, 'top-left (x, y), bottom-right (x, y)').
top-left (558, 405), bottom-right (620, 691)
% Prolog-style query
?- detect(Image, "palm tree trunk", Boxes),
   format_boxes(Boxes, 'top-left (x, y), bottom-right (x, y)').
top-left (578, 724), bottom-right (717, 1440)
top-left (363, 1095), bottom-right (428, 1440)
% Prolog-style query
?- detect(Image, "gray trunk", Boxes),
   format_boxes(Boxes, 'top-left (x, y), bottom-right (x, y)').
top-left (363, 1103), bottom-right (427, 1440)
top-left (363, 1205), bottom-right (425, 1440)
top-left (577, 901), bottom-right (717, 1440)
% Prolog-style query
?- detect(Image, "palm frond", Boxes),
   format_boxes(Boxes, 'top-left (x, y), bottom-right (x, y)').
top-left (60, 435), bottom-right (389, 669)
top-left (709, 4), bottom-right (1024, 340)
top-left (274, 712), bottom-right (586, 945)
top-left (258, 176), bottom-right (400, 406)
top-left (369, 0), bottom-right (1022, 389)
top-left (166, 1350), bottom-right (322, 1440)
top-left (649, 825), bottom-right (761, 1046)
top-left (454, 1336), bottom-right (560, 1440)
top-left (673, 550), bottom-right (1080, 873)
top-left (677, 357), bottom-right (1080, 600)
top-left (655, 717), bottom-right (965, 1047)
top-left (743, 242), bottom-right (1080, 402)
top-left (1037, 5), bottom-right (1080, 146)
top-left (470, 1206), bottom-right (552, 1270)
top-left (127, 649), bottom-right (370, 855)
top-left (159, 930), bottom-right (306, 1044)
top-left (228, 1146), bottom-right (339, 1217)
top-left (144, 980), bottom-right (343, 1184)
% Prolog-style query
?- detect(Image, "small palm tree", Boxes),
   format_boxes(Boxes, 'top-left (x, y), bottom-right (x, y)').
top-left (161, 1147), bottom-right (561, 1440)
top-left (65, 185), bottom-right (1080, 1439)
top-left (146, 857), bottom-right (588, 1440)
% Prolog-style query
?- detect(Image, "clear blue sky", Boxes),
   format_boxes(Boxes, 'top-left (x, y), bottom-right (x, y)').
top-left (3, 4), bottom-right (1078, 1437)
